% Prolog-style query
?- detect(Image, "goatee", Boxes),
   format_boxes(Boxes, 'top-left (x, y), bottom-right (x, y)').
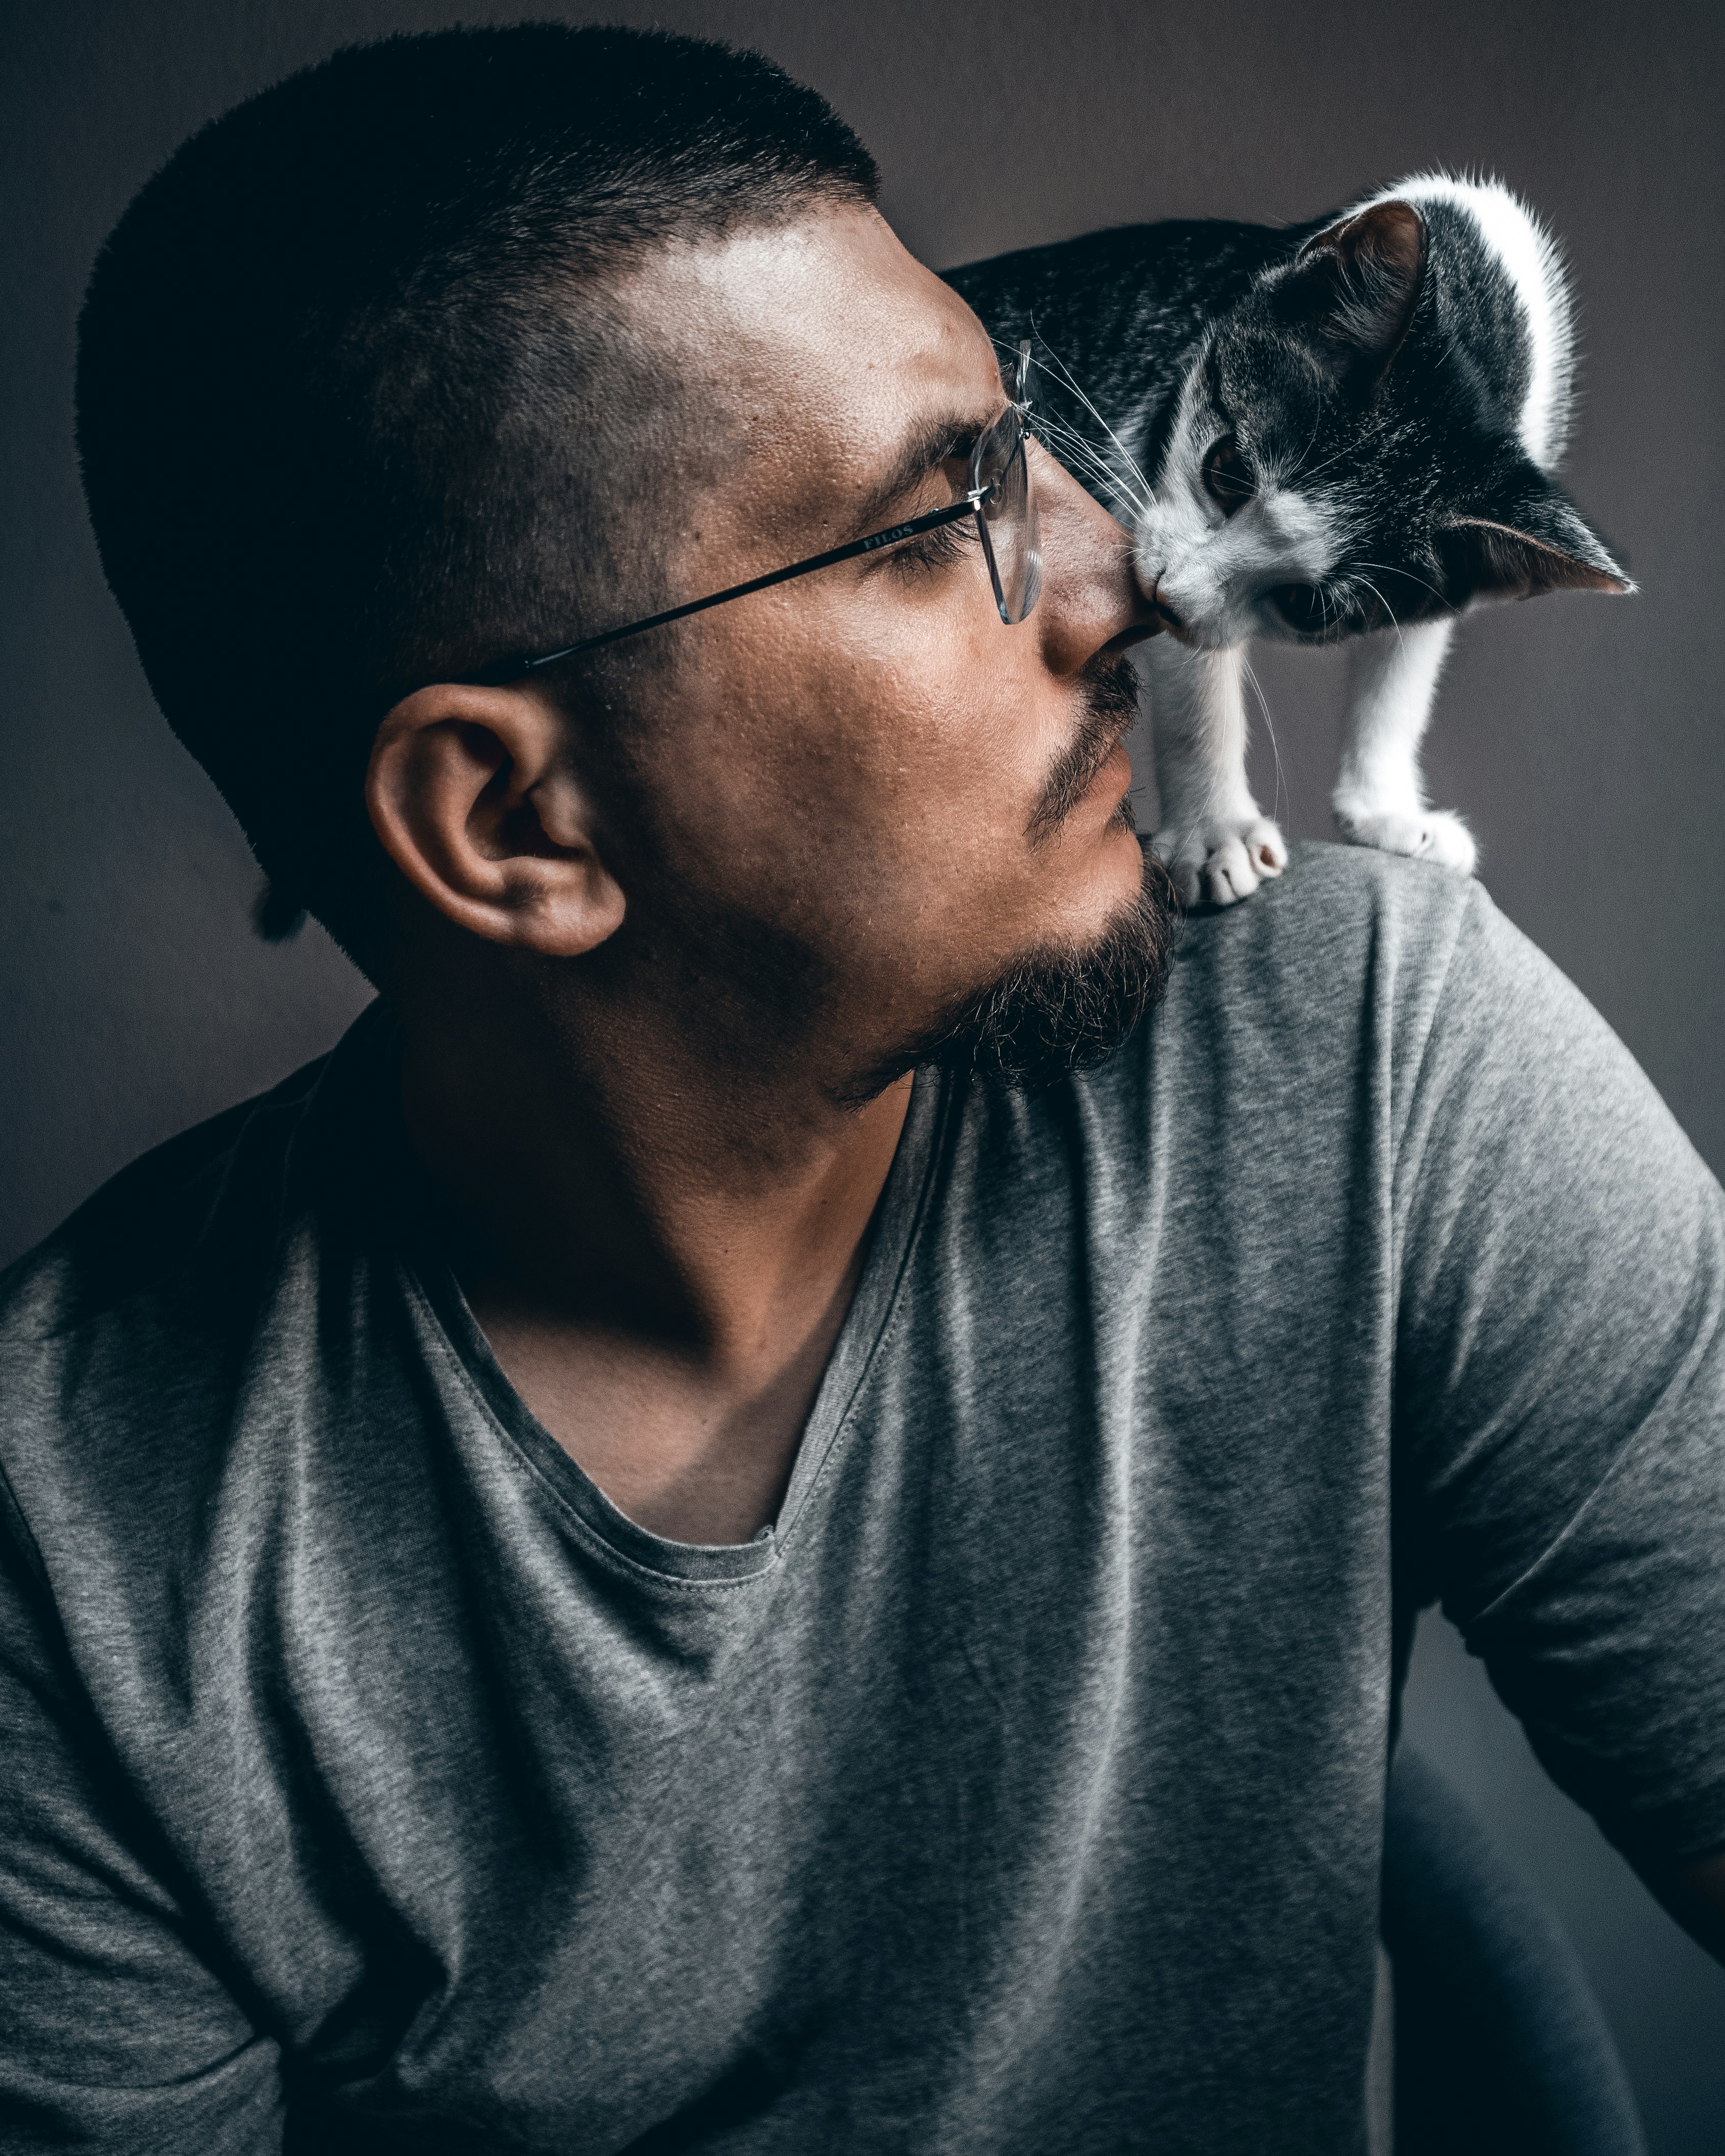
top-left (852, 836), bottom-right (1180, 1099)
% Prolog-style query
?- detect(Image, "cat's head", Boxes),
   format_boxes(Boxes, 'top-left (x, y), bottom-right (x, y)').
top-left (1132, 200), bottom-right (1629, 649)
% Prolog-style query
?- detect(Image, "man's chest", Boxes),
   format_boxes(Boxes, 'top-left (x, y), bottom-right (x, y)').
top-left (191, 1335), bottom-right (1394, 2151)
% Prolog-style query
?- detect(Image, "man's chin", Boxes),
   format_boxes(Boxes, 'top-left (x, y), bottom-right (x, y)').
top-left (845, 837), bottom-right (1180, 1102)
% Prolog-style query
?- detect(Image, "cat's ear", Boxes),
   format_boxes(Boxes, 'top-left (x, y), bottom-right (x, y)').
top-left (1439, 475), bottom-right (1633, 601)
top-left (1275, 201), bottom-right (1428, 391)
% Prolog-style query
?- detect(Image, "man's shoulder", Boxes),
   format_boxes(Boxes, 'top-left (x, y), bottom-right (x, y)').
top-left (1171, 838), bottom-right (1482, 995)
top-left (2, 1061), bottom-right (319, 1332)
top-left (1138, 838), bottom-right (1490, 1066)
top-left (0, 1026), bottom-right (371, 1503)
top-left (1077, 839), bottom-right (1514, 1149)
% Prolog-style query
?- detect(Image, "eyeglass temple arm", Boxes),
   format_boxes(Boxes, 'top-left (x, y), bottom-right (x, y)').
top-left (469, 495), bottom-right (987, 687)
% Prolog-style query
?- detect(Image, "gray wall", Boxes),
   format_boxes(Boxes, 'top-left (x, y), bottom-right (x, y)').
top-left (3, 0), bottom-right (1721, 2142)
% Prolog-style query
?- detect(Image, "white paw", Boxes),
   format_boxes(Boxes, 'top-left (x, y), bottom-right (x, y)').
top-left (1335, 806), bottom-right (1478, 876)
top-left (1151, 814), bottom-right (1289, 908)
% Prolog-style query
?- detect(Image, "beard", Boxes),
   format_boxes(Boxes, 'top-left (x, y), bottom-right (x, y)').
top-left (847, 838), bottom-right (1178, 1099)
top-left (844, 654), bottom-right (1179, 1101)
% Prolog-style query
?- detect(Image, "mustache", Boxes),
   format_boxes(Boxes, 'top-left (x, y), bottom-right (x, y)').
top-left (1025, 655), bottom-right (1141, 846)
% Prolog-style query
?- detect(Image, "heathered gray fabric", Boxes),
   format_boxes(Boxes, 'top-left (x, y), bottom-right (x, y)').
top-left (3, 842), bottom-right (1723, 2155)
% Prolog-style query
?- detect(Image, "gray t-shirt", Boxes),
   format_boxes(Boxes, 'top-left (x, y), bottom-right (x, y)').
top-left (4, 842), bottom-right (1724, 2155)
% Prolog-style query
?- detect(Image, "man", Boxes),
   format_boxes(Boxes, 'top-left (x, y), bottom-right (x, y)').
top-left (2, 22), bottom-right (1721, 2152)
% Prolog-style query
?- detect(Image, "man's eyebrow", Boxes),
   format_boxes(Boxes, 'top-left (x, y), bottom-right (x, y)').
top-left (843, 408), bottom-right (994, 541)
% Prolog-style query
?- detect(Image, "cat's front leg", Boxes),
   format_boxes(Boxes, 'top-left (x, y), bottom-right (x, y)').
top-left (1333, 617), bottom-right (1476, 874)
top-left (1142, 638), bottom-right (1287, 906)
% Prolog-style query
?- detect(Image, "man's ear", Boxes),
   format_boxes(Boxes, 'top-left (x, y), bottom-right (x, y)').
top-left (1275, 200), bottom-right (1428, 393)
top-left (366, 683), bottom-right (627, 956)
top-left (1438, 471), bottom-right (1634, 603)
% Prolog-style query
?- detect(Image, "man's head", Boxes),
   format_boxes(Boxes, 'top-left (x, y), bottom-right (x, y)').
top-left (78, 25), bottom-right (1170, 1103)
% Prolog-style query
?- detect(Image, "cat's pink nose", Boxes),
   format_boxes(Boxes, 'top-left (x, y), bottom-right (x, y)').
top-left (1138, 569), bottom-right (1181, 629)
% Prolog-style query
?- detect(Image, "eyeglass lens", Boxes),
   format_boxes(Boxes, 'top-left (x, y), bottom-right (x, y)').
top-left (970, 364), bottom-right (1043, 626)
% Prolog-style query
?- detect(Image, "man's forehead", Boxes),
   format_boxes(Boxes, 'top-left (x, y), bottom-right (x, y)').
top-left (632, 206), bottom-right (1004, 495)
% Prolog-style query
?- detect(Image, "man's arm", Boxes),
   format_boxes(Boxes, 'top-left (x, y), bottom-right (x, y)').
top-left (1390, 877), bottom-right (1725, 1928)
top-left (0, 1478), bottom-right (285, 2150)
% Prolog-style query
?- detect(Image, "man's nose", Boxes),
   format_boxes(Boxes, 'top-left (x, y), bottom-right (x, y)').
top-left (1030, 443), bottom-right (1163, 669)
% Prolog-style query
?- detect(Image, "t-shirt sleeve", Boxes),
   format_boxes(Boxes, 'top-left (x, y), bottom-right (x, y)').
top-left (1392, 881), bottom-right (1725, 1865)
top-left (0, 1475), bottom-right (285, 2152)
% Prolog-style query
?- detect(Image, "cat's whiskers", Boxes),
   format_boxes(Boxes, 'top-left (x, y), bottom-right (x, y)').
top-left (1015, 395), bottom-right (1113, 478)
top-left (1349, 573), bottom-right (1406, 647)
top-left (1032, 409), bottom-right (1148, 518)
top-left (1031, 409), bottom-right (1152, 523)
top-left (1007, 329), bottom-right (1157, 518)
top-left (1240, 654), bottom-right (1289, 834)
top-left (1356, 559), bottom-right (1448, 608)
top-left (1275, 410), bottom-right (1331, 489)
top-left (1275, 435), bottom-right (1355, 491)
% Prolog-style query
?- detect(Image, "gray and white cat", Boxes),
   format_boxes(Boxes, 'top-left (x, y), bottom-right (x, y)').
top-left (947, 175), bottom-right (1630, 904)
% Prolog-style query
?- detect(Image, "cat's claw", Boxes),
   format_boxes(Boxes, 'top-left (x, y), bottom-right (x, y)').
top-left (1335, 806), bottom-right (1478, 877)
top-left (1151, 815), bottom-right (1289, 907)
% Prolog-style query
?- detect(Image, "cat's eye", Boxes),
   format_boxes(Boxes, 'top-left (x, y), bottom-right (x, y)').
top-left (1200, 435), bottom-right (1253, 515)
top-left (1269, 582), bottom-right (1333, 635)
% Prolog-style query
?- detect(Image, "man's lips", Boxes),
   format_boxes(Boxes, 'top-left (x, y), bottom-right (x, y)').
top-left (1091, 739), bottom-right (1132, 790)
top-left (1027, 653), bottom-right (1141, 845)
top-left (1074, 702), bottom-right (1137, 801)
top-left (1070, 740), bottom-right (1135, 839)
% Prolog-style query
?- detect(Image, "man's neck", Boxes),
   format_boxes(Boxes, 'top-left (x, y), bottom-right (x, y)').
top-left (396, 971), bottom-right (914, 1545)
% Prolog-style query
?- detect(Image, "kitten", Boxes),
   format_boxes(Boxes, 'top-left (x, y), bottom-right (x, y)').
top-left (946, 176), bottom-right (1630, 904)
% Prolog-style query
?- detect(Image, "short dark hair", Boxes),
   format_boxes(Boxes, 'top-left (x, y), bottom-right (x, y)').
top-left (76, 24), bottom-right (877, 958)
